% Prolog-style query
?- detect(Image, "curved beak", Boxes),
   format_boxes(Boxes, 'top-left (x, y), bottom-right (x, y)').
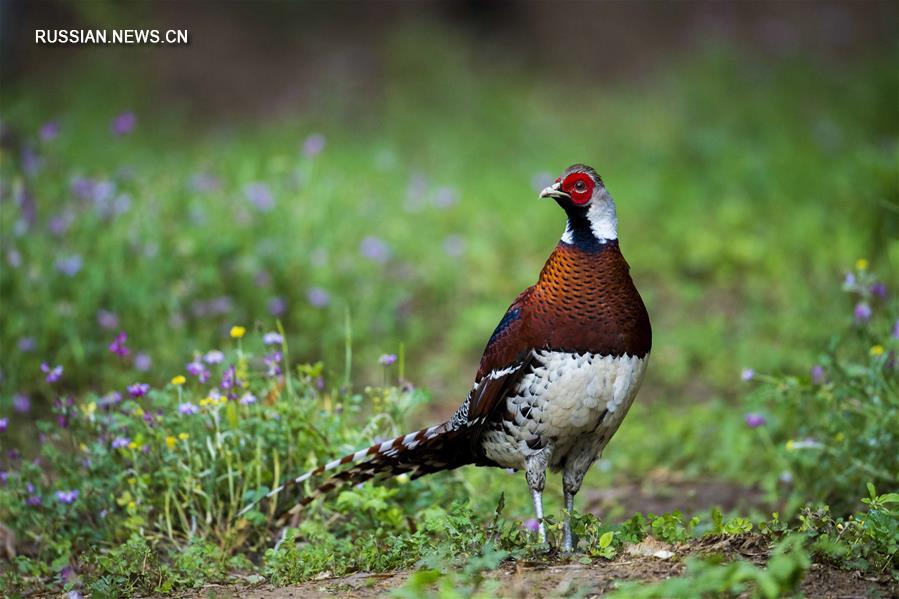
top-left (539, 181), bottom-right (570, 200)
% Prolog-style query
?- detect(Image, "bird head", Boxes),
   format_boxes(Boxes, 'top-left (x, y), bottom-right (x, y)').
top-left (540, 164), bottom-right (618, 244)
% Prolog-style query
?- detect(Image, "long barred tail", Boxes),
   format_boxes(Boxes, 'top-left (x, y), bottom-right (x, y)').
top-left (238, 420), bottom-right (469, 519)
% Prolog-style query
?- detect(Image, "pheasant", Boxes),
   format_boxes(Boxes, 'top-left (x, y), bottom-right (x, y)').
top-left (242, 164), bottom-right (651, 553)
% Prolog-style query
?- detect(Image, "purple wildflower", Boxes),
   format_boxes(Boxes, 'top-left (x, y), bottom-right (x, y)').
top-left (71, 177), bottom-right (95, 200)
top-left (7, 247), bottom-right (22, 268)
top-left (741, 368), bottom-right (755, 382)
top-left (204, 350), bottom-right (224, 365)
top-left (893, 320), bottom-right (899, 340)
top-left (55, 254), bottom-right (83, 277)
top-left (111, 436), bottom-right (130, 449)
top-left (0, 418), bottom-right (7, 433)
top-left (0, 471), bottom-right (7, 485)
top-left (127, 383), bottom-right (150, 398)
top-left (108, 331), bottom-right (129, 357)
top-left (97, 309), bottom-right (119, 330)
top-left (219, 364), bottom-right (240, 399)
top-left (111, 112), bottom-right (136, 136)
top-left (379, 354), bottom-right (397, 366)
top-left (854, 302), bottom-right (872, 323)
top-left (871, 282), bottom-right (887, 299)
top-left (809, 365), bottom-right (825, 384)
top-left (523, 518), bottom-right (540, 533)
top-left (98, 391), bottom-right (122, 409)
top-left (134, 353), bottom-right (152, 372)
top-left (13, 393), bottom-right (31, 414)
top-left (442, 235), bottom-right (465, 257)
top-left (433, 186), bottom-right (458, 208)
top-left (186, 359), bottom-right (205, 377)
top-left (307, 287), bottom-right (330, 308)
top-left (244, 183), bottom-right (275, 212)
top-left (27, 494), bottom-right (42, 507)
top-left (263, 332), bottom-right (283, 346)
top-left (360, 236), bottom-right (392, 263)
top-left (268, 296), bottom-right (287, 315)
top-left (48, 211), bottom-right (74, 236)
top-left (192, 296), bottom-right (234, 317)
top-left (843, 272), bottom-right (857, 289)
top-left (744, 413), bottom-right (766, 428)
top-left (17, 336), bottom-right (36, 352)
top-left (90, 182), bottom-right (126, 217)
top-left (405, 172), bottom-right (428, 212)
top-left (41, 362), bottom-right (63, 383)
top-left (21, 145), bottom-right (42, 176)
top-left (302, 133), bottom-right (326, 157)
top-left (191, 172), bottom-right (220, 193)
top-left (56, 489), bottom-right (79, 504)
top-left (264, 352), bottom-right (282, 377)
top-left (178, 402), bottom-right (199, 415)
top-left (255, 270), bottom-right (272, 287)
top-left (239, 392), bottom-right (257, 405)
top-left (40, 121), bottom-right (60, 142)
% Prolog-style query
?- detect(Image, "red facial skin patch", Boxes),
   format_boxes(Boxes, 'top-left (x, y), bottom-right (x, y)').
top-left (560, 172), bottom-right (594, 205)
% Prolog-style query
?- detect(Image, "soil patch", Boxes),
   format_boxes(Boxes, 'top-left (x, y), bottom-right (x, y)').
top-left (184, 539), bottom-right (896, 599)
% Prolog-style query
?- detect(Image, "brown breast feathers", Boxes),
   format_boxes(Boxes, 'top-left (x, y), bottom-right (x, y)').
top-left (476, 241), bottom-right (651, 380)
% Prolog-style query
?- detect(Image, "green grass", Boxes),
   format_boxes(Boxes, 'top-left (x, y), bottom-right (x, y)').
top-left (0, 26), bottom-right (897, 597)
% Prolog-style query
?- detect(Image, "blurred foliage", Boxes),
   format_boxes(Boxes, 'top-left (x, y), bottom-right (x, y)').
top-left (1, 28), bottom-right (896, 414)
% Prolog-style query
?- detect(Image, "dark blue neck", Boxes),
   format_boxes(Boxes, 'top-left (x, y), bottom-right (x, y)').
top-left (562, 207), bottom-right (615, 253)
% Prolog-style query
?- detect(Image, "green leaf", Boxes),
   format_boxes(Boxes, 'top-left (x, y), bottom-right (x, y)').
top-left (599, 531), bottom-right (614, 549)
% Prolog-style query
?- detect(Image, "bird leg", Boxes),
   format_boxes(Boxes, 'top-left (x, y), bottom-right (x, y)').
top-left (530, 487), bottom-right (546, 544)
top-left (525, 446), bottom-right (552, 545)
top-left (562, 487), bottom-right (575, 554)
top-left (562, 448), bottom-right (594, 554)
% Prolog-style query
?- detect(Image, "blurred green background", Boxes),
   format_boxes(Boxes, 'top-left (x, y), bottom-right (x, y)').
top-left (1, 1), bottom-right (896, 424)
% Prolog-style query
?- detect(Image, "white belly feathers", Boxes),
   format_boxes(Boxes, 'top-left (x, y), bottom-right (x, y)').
top-left (481, 351), bottom-right (648, 469)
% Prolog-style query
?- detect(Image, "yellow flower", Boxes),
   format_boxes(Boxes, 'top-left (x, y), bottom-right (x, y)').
top-left (178, 432), bottom-right (190, 441)
top-left (230, 325), bottom-right (246, 339)
top-left (855, 258), bottom-right (868, 271)
top-left (165, 436), bottom-right (177, 449)
top-left (171, 375), bottom-right (186, 385)
top-left (870, 345), bottom-right (884, 357)
top-left (127, 500), bottom-right (136, 511)
top-left (81, 401), bottom-right (97, 417)
top-left (134, 407), bottom-right (144, 417)
top-left (79, 443), bottom-right (88, 452)
top-left (127, 441), bottom-right (139, 450)
top-left (127, 477), bottom-right (137, 486)
top-left (200, 397), bottom-right (212, 407)
top-left (786, 440), bottom-right (795, 451)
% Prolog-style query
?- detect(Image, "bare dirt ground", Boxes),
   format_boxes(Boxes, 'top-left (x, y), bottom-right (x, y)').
top-left (186, 536), bottom-right (897, 599)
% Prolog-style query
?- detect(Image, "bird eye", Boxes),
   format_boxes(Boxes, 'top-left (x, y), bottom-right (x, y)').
top-left (574, 180), bottom-right (587, 192)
